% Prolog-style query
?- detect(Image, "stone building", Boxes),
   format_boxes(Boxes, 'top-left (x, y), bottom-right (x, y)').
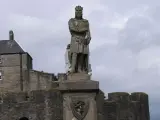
top-left (0, 34), bottom-right (58, 93)
top-left (0, 32), bottom-right (150, 120)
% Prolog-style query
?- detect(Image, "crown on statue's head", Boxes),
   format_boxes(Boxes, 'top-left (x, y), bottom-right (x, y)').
top-left (75, 5), bottom-right (83, 11)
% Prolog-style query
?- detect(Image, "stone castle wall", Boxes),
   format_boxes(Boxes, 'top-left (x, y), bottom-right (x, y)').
top-left (0, 82), bottom-right (150, 120)
top-left (0, 89), bottom-right (63, 120)
top-left (0, 53), bottom-right (150, 120)
top-left (0, 89), bottom-right (150, 120)
top-left (0, 53), bottom-right (29, 92)
top-left (0, 89), bottom-right (105, 120)
top-left (23, 70), bottom-right (58, 91)
top-left (104, 92), bottom-right (150, 120)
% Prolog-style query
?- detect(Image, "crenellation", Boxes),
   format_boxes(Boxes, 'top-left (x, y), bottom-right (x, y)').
top-left (104, 100), bottom-right (119, 120)
top-left (104, 92), bottom-right (150, 120)
top-left (25, 70), bottom-right (57, 91)
top-left (131, 92), bottom-right (150, 120)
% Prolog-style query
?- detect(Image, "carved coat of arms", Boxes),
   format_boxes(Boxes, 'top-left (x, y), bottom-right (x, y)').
top-left (70, 98), bottom-right (89, 120)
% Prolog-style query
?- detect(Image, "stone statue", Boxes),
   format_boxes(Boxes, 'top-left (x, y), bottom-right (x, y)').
top-left (9, 30), bottom-right (14, 40)
top-left (68, 5), bottom-right (91, 74)
top-left (65, 44), bottom-right (92, 75)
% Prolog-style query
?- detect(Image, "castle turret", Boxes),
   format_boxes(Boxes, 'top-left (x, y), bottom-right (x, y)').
top-left (131, 92), bottom-right (150, 120)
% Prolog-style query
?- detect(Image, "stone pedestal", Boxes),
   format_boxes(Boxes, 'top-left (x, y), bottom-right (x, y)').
top-left (59, 80), bottom-right (99, 90)
top-left (63, 92), bottom-right (97, 120)
top-left (59, 74), bottom-right (99, 120)
top-left (67, 73), bottom-right (90, 81)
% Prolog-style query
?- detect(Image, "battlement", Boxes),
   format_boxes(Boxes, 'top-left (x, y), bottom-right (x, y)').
top-left (104, 92), bottom-right (150, 120)
top-left (105, 92), bottom-right (149, 103)
top-left (23, 69), bottom-right (67, 91)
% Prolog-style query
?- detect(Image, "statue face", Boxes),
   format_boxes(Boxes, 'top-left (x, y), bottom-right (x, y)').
top-left (75, 11), bottom-right (82, 19)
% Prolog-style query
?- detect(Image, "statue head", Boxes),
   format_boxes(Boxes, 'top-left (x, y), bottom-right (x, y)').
top-left (75, 5), bottom-right (83, 19)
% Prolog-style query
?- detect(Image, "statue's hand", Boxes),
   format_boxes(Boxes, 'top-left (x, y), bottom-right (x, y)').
top-left (84, 35), bottom-right (91, 45)
top-left (85, 38), bottom-right (91, 45)
top-left (83, 39), bottom-right (88, 45)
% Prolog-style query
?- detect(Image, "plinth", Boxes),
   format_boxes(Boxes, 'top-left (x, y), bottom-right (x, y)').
top-left (67, 73), bottom-right (90, 81)
top-left (59, 73), bottom-right (99, 120)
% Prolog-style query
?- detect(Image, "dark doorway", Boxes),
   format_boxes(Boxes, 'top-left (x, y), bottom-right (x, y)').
top-left (19, 117), bottom-right (29, 120)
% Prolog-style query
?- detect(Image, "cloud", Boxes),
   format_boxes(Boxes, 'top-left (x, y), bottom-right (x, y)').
top-left (0, 0), bottom-right (160, 119)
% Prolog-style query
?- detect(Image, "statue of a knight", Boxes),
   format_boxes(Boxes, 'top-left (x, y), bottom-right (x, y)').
top-left (68, 5), bottom-right (91, 73)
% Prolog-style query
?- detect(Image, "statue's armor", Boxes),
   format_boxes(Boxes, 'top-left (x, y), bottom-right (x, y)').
top-left (68, 18), bottom-right (90, 54)
top-left (65, 46), bottom-right (92, 75)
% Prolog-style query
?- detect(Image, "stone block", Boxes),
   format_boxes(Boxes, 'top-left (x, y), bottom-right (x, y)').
top-left (67, 73), bottom-right (90, 81)
top-left (58, 73), bottom-right (67, 81)
top-left (59, 80), bottom-right (99, 91)
top-left (130, 92), bottom-right (150, 120)
top-left (63, 93), bottom-right (97, 120)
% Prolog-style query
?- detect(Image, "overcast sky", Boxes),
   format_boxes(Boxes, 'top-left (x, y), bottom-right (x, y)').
top-left (0, 0), bottom-right (160, 119)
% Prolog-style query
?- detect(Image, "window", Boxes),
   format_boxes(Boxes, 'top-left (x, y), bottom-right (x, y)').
top-left (0, 72), bottom-right (2, 80)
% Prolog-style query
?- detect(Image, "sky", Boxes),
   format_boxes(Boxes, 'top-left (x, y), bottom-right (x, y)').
top-left (0, 0), bottom-right (159, 119)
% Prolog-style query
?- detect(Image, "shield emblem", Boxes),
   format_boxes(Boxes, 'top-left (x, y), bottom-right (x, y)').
top-left (70, 98), bottom-right (89, 120)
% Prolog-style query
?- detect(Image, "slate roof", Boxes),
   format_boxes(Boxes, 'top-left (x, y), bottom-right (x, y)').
top-left (0, 40), bottom-right (25, 54)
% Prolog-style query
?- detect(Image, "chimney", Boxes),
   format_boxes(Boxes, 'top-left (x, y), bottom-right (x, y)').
top-left (9, 30), bottom-right (14, 40)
